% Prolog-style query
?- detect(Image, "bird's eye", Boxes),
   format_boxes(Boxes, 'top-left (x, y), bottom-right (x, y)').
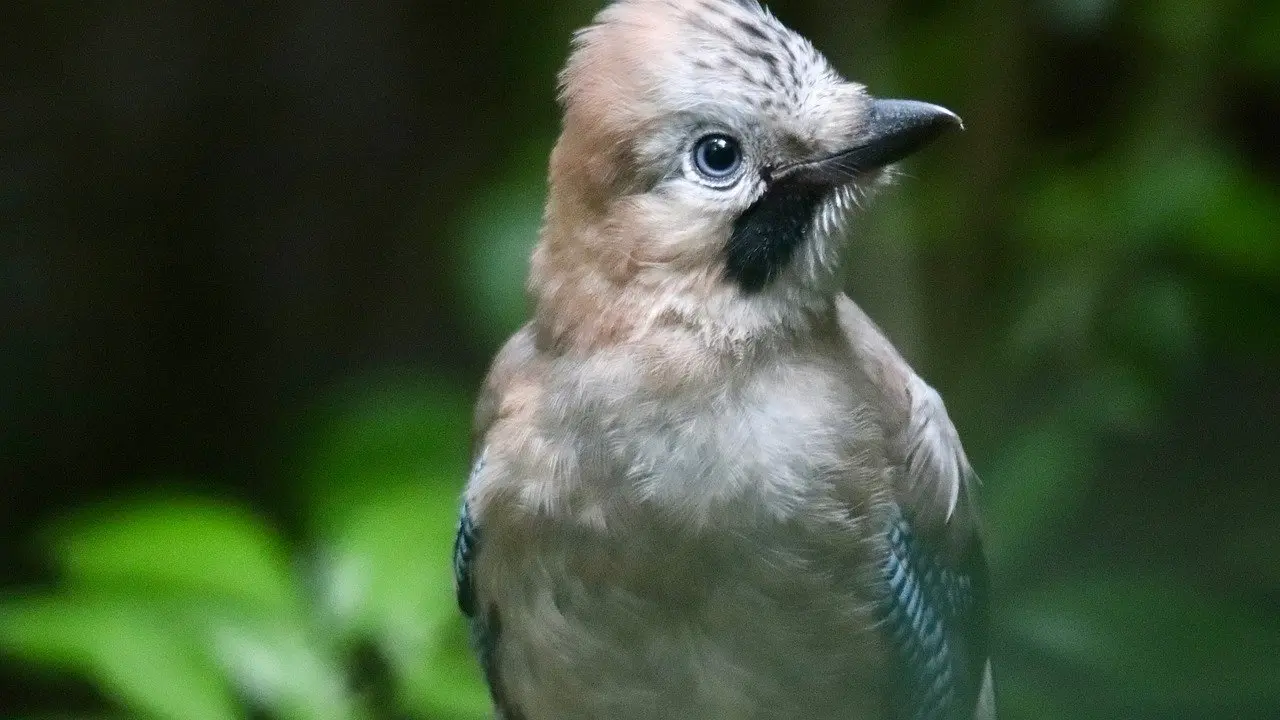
top-left (692, 134), bottom-right (743, 182)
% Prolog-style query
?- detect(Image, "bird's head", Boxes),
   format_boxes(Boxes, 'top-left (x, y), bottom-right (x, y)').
top-left (531, 0), bottom-right (959, 350)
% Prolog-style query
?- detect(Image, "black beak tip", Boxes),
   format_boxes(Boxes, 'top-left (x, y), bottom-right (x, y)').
top-left (934, 106), bottom-right (964, 137)
top-left (879, 99), bottom-right (962, 129)
top-left (862, 98), bottom-right (963, 168)
top-left (938, 105), bottom-right (964, 132)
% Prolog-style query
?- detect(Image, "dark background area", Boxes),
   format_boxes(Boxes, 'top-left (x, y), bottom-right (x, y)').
top-left (3, 0), bottom-right (1279, 718)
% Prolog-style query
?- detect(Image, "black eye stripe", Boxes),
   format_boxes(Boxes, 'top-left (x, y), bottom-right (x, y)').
top-left (725, 181), bottom-right (828, 293)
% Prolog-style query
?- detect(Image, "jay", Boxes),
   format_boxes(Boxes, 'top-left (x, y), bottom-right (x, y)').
top-left (454, 1), bottom-right (995, 718)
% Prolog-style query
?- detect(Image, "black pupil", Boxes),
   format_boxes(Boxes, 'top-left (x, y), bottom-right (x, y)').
top-left (700, 136), bottom-right (738, 174)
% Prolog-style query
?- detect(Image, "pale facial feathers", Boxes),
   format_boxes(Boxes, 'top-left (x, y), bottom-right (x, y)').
top-left (532, 0), bottom-right (885, 352)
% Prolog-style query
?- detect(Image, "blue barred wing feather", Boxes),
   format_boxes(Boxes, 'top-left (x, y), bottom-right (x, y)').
top-left (453, 501), bottom-right (480, 618)
top-left (879, 513), bottom-right (991, 720)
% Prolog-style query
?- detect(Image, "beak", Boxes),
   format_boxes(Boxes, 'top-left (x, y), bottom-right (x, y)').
top-left (775, 99), bottom-right (962, 185)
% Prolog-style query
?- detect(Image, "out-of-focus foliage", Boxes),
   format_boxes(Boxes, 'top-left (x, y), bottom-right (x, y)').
top-left (5, 372), bottom-right (1279, 718)
top-left (3, 0), bottom-right (1278, 718)
top-left (4, 372), bottom-right (1278, 719)
top-left (1, 380), bottom-right (490, 720)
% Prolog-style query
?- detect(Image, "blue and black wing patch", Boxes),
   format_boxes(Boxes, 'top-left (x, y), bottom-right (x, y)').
top-left (453, 500), bottom-right (480, 619)
top-left (879, 513), bottom-right (990, 720)
top-left (453, 454), bottom-right (526, 720)
top-left (454, 450), bottom-right (487, 624)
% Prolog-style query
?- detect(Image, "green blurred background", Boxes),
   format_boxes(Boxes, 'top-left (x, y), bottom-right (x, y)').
top-left (3, 0), bottom-right (1278, 718)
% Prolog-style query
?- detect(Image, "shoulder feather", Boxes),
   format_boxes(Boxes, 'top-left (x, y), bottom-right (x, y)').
top-left (835, 295), bottom-right (975, 532)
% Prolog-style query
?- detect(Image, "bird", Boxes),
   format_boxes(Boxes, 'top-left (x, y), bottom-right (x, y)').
top-left (453, 1), bottom-right (994, 718)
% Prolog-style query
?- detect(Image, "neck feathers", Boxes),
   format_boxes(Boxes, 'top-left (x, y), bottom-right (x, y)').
top-left (530, 133), bottom-right (836, 355)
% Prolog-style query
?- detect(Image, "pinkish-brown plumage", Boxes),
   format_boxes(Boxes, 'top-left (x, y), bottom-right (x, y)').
top-left (457, 1), bottom-right (993, 718)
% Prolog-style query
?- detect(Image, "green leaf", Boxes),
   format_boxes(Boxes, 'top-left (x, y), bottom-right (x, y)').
top-left (1066, 361), bottom-right (1161, 435)
top-left (1109, 275), bottom-right (1197, 377)
top-left (298, 379), bottom-right (486, 716)
top-left (1115, 142), bottom-right (1280, 277)
top-left (207, 613), bottom-right (358, 720)
top-left (309, 481), bottom-right (489, 719)
top-left (419, 616), bottom-right (492, 718)
top-left (49, 498), bottom-right (299, 617)
top-left (1037, 0), bottom-right (1118, 34)
top-left (1241, 0), bottom-right (1280, 73)
top-left (1008, 575), bottom-right (1280, 710)
top-left (299, 376), bottom-right (472, 525)
top-left (1005, 265), bottom-right (1100, 362)
top-left (1222, 523), bottom-right (1280, 594)
top-left (1118, 142), bottom-right (1225, 242)
top-left (0, 594), bottom-right (239, 720)
top-left (1139, 0), bottom-right (1229, 49)
top-left (1193, 171), bottom-right (1280, 277)
top-left (993, 659), bottom-right (1093, 720)
top-left (452, 137), bottom-right (551, 347)
top-left (980, 419), bottom-right (1093, 572)
top-left (1020, 168), bottom-right (1122, 254)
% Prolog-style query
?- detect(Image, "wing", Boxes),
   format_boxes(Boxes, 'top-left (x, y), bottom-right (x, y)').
top-left (878, 510), bottom-right (991, 720)
top-left (835, 295), bottom-right (993, 718)
top-left (453, 455), bottom-right (496, 702)
top-left (458, 328), bottom-right (541, 720)
top-left (454, 455), bottom-right (528, 720)
top-left (453, 496), bottom-right (497, 688)
top-left (454, 497), bottom-right (516, 717)
top-left (454, 449), bottom-right (487, 622)
top-left (453, 499), bottom-right (481, 620)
